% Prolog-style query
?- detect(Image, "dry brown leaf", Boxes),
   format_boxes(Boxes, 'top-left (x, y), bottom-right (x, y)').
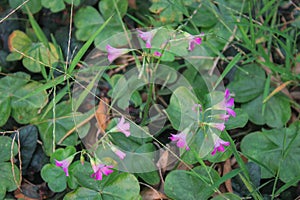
top-left (95, 97), bottom-right (110, 133)
top-left (14, 182), bottom-right (51, 200)
top-left (156, 149), bottom-right (169, 174)
top-left (223, 159), bottom-right (233, 193)
top-left (128, 0), bottom-right (137, 9)
top-left (140, 188), bottom-right (169, 200)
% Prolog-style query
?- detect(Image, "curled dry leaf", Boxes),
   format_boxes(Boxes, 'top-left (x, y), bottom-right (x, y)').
top-left (140, 188), bottom-right (168, 200)
top-left (95, 97), bottom-right (110, 134)
top-left (223, 159), bottom-right (233, 193)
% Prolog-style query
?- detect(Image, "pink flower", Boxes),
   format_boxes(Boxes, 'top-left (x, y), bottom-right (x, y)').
top-left (188, 37), bottom-right (202, 51)
top-left (137, 30), bottom-right (154, 48)
top-left (212, 89), bottom-right (236, 118)
top-left (55, 156), bottom-right (74, 176)
top-left (209, 123), bottom-right (225, 131)
top-left (153, 51), bottom-right (162, 57)
top-left (116, 116), bottom-right (130, 137)
top-left (211, 137), bottom-right (230, 155)
top-left (169, 132), bottom-right (190, 150)
top-left (215, 114), bottom-right (230, 121)
top-left (91, 161), bottom-right (114, 181)
top-left (111, 146), bottom-right (126, 160)
top-left (192, 104), bottom-right (202, 112)
top-left (106, 45), bottom-right (130, 63)
top-left (224, 89), bottom-right (236, 117)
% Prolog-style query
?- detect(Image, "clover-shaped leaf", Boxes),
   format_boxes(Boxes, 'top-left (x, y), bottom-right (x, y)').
top-left (227, 63), bottom-right (266, 103)
top-left (9, 0), bottom-right (42, 14)
top-left (74, 6), bottom-right (104, 41)
top-left (0, 72), bottom-right (48, 126)
top-left (0, 162), bottom-right (20, 198)
top-left (69, 162), bottom-right (140, 200)
top-left (241, 93), bottom-right (290, 128)
top-left (0, 136), bottom-right (18, 162)
top-left (164, 166), bottom-right (219, 200)
top-left (8, 30), bottom-right (59, 73)
top-left (241, 121), bottom-right (300, 183)
top-left (41, 164), bottom-right (67, 192)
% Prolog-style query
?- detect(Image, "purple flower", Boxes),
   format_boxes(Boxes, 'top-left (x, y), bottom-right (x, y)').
top-left (209, 123), bottom-right (225, 131)
top-left (188, 36), bottom-right (202, 51)
top-left (116, 116), bottom-right (130, 137)
top-left (211, 137), bottom-right (230, 156)
top-left (91, 161), bottom-right (114, 181)
top-left (106, 45), bottom-right (130, 63)
top-left (153, 51), bottom-right (162, 57)
top-left (55, 156), bottom-right (74, 176)
top-left (111, 146), bottom-right (126, 160)
top-left (169, 132), bottom-right (190, 150)
top-left (137, 30), bottom-right (154, 48)
top-left (224, 89), bottom-right (236, 117)
top-left (212, 89), bottom-right (236, 118)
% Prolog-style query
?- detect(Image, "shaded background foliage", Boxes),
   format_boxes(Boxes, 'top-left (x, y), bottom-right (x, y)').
top-left (0, 0), bottom-right (300, 199)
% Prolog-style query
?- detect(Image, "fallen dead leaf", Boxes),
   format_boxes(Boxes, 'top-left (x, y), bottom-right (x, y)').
top-left (223, 159), bottom-right (233, 193)
top-left (140, 188), bottom-right (169, 200)
top-left (95, 97), bottom-right (110, 134)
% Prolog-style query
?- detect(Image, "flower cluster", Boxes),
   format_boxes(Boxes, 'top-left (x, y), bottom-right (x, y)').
top-left (55, 155), bottom-right (114, 181)
top-left (170, 89), bottom-right (235, 156)
top-left (54, 116), bottom-right (131, 181)
top-left (105, 29), bottom-right (202, 62)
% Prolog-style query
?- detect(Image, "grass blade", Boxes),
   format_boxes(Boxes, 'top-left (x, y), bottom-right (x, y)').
top-left (68, 16), bottom-right (113, 74)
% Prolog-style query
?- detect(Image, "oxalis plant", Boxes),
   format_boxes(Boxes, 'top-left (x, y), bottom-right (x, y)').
top-left (0, 0), bottom-right (299, 200)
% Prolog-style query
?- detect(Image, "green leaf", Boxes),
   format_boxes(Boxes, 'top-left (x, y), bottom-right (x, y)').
top-left (0, 72), bottom-right (31, 126)
top-left (94, 25), bottom-right (128, 49)
top-left (64, 187), bottom-right (102, 200)
top-left (241, 122), bottom-right (300, 183)
top-left (101, 173), bottom-right (140, 199)
top-left (0, 162), bottom-right (20, 194)
top-left (69, 15), bottom-right (113, 74)
top-left (165, 86), bottom-right (198, 130)
top-left (64, 0), bottom-right (81, 6)
top-left (18, 125), bottom-right (38, 174)
top-left (190, 2), bottom-right (218, 27)
top-left (241, 93), bottom-right (290, 128)
top-left (71, 162), bottom-right (140, 199)
top-left (211, 193), bottom-right (242, 200)
top-left (8, 30), bottom-right (32, 55)
top-left (11, 82), bottom-right (48, 124)
top-left (22, 43), bottom-right (59, 73)
top-left (99, 0), bottom-right (128, 19)
top-left (0, 97), bottom-right (10, 127)
top-left (8, 31), bottom-right (59, 73)
top-left (51, 146), bottom-right (76, 163)
top-left (74, 6), bottom-right (104, 41)
top-left (0, 136), bottom-right (18, 162)
top-left (9, 0), bottom-right (42, 14)
top-left (134, 144), bottom-right (160, 185)
top-left (41, 0), bottom-right (66, 13)
top-left (225, 108), bottom-right (248, 130)
top-left (36, 101), bottom-right (89, 156)
top-left (183, 65), bottom-right (210, 100)
top-left (41, 163), bottom-right (67, 192)
top-left (227, 63), bottom-right (266, 103)
top-left (149, 0), bottom-right (184, 24)
top-left (164, 166), bottom-right (219, 200)
top-left (231, 162), bottom-right (261, 196)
